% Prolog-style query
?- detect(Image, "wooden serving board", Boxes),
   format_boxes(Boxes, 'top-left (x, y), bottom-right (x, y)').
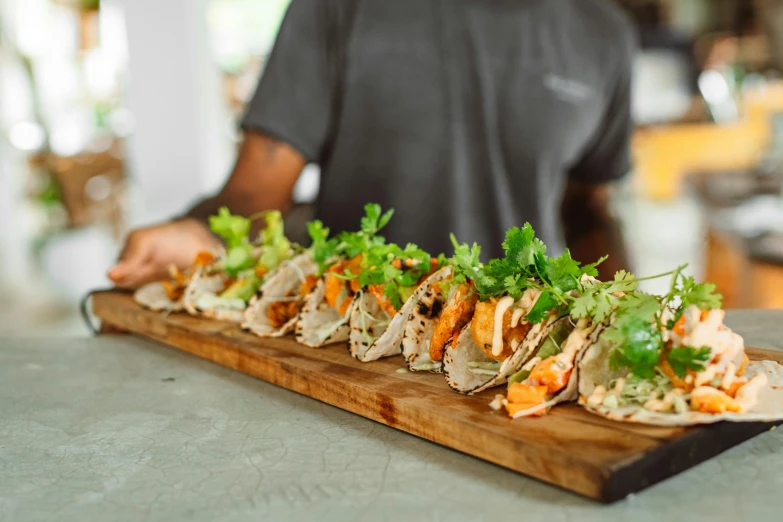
top-left (92, 291), bottom-right (782, 503)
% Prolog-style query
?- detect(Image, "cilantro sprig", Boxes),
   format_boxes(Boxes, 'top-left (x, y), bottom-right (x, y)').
top-left (307, 220), bottom-right (339, 275)
top-left (472, 224), bottom-right (544, 299)
top-left (304, 203), bottom-right (394, 276)
top-left (358, 243), bottom-right (438, 310)
top-left (337, 203), bottom-right (393, 259)
top-left (603, 264), bottom-right (723, 379)
top-left (668, 346), bottom-right (712, 378)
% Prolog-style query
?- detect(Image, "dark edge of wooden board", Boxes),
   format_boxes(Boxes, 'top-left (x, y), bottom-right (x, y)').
top-left (604, 420), bottom-right (780, 501)
top-left (91, 291), bottom-right (782, 503)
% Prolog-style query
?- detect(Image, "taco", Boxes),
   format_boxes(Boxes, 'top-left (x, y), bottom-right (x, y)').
top-left (242, 253), bottom-right (319, 337)
top-left (499, 318), bottom-right (605, 417)
top-left (439, 224), bottom-right (612, 395)
top-left (443, 290), bottom-right (566, 394)
top-left (400, 265), bottom-right (454, 372)
top-left (188, 208), bottom-right (294, 322)
top-left (403, 237), bottom-right (487, 373)
top-left (294, 204), bottom-right (391, 348)
top-left (348, 255), bottom-right (445, 363)
top-left (577, 269), bottom-right (783, 425)
top-left (134, 251), bottom-right (217, 312)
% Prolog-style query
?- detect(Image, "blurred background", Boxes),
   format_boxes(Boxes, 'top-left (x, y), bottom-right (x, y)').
top-left (1, 0), bottom-right (783, 336)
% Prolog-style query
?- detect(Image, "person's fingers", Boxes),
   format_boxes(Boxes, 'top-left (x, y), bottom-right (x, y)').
top-left (107, 260), bottom-right (132, 283)
top-left (110, 258), bottom-right (167, 289)
top-left (116, 229), bottom-right (147, 264)
top-left (108, 230), bottom-right (155, 288)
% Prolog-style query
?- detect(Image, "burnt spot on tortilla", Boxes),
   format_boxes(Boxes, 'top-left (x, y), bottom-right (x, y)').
top-left (417, 301), bottom-right (431, 317)
top-left (430, 298), bottom-right (443, 318)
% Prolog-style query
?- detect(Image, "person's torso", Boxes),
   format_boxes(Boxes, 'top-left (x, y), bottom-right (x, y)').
top-left (315, 0), bottom-right (628, 259)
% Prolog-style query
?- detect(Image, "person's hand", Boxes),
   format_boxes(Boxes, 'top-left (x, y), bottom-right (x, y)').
top-left (108, 218), bottom-right (220, 289)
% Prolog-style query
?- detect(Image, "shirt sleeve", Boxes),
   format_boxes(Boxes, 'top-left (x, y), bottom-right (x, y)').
top-left (568, 28), bottom-right (637, 184)
top-left (241, 0), bottom-right (344, 163)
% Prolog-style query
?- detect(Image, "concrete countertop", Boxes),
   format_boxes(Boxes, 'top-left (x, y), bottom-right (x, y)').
top-left (2, 310), bottom-right (783, 521)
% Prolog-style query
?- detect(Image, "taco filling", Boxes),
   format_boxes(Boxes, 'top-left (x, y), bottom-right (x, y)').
top-left (192, 208), bottom-right (293, 321)
top-left (577, 266), bottom-right (783, 425)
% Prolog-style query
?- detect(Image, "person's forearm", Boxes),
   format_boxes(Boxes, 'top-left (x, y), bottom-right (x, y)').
top-left (183, 131), bottom-right (307, 233)
top-left (561, 182), bottom-right (630, 281)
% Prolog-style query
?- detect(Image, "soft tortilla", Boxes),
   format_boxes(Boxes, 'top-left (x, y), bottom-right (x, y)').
top-left (401, 266), bottom-right (452, 372)
top-left (182, 270), bottom-right (241, 322)
top-left (350, 269), bottom-right (452, 362)
top-left (242, 254), bottom-right (318, 337)
top-left (134, 281), bottom-right (183, 312)
top-left (348, 291), bottom-right (394, 361)
top-left (443, 314), bottom-right (566, 394)
top-left (578, 338), bottom-right (783, 425)
top-left (294, 278), bottom-right (353, 348)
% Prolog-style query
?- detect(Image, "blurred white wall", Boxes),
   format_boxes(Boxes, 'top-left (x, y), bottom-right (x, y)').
top-left (120, 0), bottom-right (235, 227)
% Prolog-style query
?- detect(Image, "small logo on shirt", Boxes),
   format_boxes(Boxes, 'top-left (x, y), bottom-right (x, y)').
top-left (543, 74), bottom-right (594, 104)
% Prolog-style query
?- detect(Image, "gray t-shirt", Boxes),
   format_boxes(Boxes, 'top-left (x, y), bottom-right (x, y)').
top-left (242, 0), bottom-right (635, 259)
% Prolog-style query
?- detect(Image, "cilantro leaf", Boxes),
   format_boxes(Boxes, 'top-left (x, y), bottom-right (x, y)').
top-left (604, 270), bottom-right (638, 294)
top-left (359, 203), bottom-right (394, 237)
top-left (448, 234), bottom-right (482, 286)
top-left (307, 220), bottom-right (339, 275)
top-left (337, 203), bottom-right (394, 259)
top-left (525, 291), bottom-right (562, 324)
top-left (545, 249), bottom-right (582, 294)
top-left (667, 346), bottom-right (711, 378)
top-left (679, 277), bottom-right (722, 311)
top-left (582, 255), bottom-right (608, 278)
top-left (617, 292), bottom-right (660, 322)
top-left (606, 314), bottom-right (663, 379)
top-left (517, 239), bottom-right (547, 267)
top-left (501, 224), bottom-right (536, 259)
top-left (592, 292), bottom-right (614, 324)
top-left (357, 242), bottom-right (436, 311)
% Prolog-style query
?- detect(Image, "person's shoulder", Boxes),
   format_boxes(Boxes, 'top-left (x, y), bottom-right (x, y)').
top-left (567, 0), bottom-right (637, 48)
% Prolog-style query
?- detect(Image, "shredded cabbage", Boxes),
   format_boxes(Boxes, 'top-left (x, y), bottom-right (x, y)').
top-left (467, 361), bottom-right (502, 375)
top-left (410, 359), bottom-right (442, 372)
top-left (613, 370), bottom-right (673, 407)
top-left (196, 293), bottom-right (246, 312)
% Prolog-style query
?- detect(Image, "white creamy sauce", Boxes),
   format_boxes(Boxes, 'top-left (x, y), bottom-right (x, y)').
top-left (489, 394), bottom-right (505, 411)
top-left (518, 288), bottom-right (542, 312)
top-left (643, 388), bottom-right (684, 413)
top-left (491, 296), bottom-right (516, 357)
top-left (735, 373), bottom-right (768, 411)
top-left (510, 308), bottom-right (525, 329)
top-left (587, 385), bottom-right (607, 407)
top-left (554, 319), bottom-right (591, 366)
top-left (720, 362), bottom-right (737, 391)
top-left (496, 288), bottom-right (543, 355)
top-left (521, 357), bottom-right (541, 372)
top-left (676, 304), bottom-right (745, 391)
top-left (587, 377), bottom-right (625, 409)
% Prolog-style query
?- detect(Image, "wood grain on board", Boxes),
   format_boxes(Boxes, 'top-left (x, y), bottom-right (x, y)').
top-left (92, 291), bottom-right (782, 503)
